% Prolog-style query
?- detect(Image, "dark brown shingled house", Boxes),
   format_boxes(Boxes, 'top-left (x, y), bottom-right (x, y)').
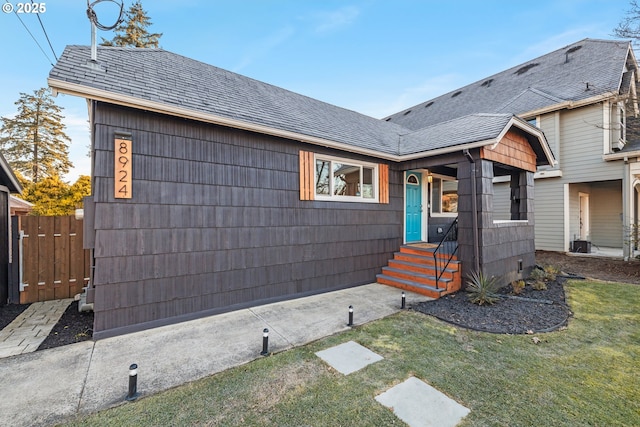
top-left (48, 46), bottom-right (554, 338)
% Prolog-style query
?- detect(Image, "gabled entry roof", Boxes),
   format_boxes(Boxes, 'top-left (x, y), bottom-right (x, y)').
top-left (48, 45), bottom-right (554, 166)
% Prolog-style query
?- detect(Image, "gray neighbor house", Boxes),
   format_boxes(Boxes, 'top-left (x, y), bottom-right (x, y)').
top-left (47, 39), bottom-right (635, 339)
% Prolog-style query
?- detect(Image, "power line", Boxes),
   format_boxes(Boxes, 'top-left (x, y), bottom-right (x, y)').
top-left (4, 0), bottom-right (54, 66)
top-left (30, 0), bottom-right (58, 62)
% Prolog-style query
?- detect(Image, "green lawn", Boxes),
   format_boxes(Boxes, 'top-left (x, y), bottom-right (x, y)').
top-left (62, 280), bottom-right (640, 426)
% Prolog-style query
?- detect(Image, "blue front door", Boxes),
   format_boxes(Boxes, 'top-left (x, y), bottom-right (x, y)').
top-left (405, 172), bottom-right (422, 242)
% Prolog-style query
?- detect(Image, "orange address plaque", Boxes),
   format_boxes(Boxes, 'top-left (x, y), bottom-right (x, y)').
top-left (114, 138), bottom-right (132, 199)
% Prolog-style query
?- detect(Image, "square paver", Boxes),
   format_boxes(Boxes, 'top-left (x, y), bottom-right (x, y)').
top-left (315, 341), bottom-right (383, 375)
top-left (375, 376), bottom-right (470, 427)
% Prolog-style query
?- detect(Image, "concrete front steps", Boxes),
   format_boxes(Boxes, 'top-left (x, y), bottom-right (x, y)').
top-left (376, 245), bottom-right (461, 299)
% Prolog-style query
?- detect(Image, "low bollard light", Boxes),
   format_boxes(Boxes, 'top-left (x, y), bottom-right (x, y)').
top-left (126, 363), bottom-right (139, 401)
top-left (347, 305), bottom-right (354, 326)
top-left (401, 291), bottom-right (406, 309)
top-left (260, 328), bottom-right (270, 356)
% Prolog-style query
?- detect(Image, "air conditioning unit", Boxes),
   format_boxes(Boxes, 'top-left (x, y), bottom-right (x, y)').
top-left (571, 240), bottom-right (591, 253)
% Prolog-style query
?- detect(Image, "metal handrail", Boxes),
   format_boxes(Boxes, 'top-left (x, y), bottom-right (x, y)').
top-left (433, 218), bottom-right (458, 289)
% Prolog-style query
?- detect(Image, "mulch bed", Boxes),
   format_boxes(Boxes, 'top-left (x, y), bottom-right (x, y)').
top-left (37, 301), bottom-right (94, 350)
top-left (0, 303), bottom-right (30, 330)
top-left (0, 250), bottom-right (636, 350)
top-left (413, 277), bottom-right (572, 334)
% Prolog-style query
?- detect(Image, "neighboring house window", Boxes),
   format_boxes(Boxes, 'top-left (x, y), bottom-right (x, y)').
top-left (299, 151), bottom-right (389, 203)
top-left (431, 177), bottom-right (458, 216)
top-left (619, 104), bottom-right (626, 143)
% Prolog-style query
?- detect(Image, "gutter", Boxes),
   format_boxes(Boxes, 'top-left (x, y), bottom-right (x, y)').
top-left (603, 151), bottom-right (640, 161)
top-left (48, 78), bottom-right (550, 165)
top-left (519, 91), bottom-right (622, 119)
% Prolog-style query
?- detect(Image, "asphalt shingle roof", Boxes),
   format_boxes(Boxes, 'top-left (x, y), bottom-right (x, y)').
top-left (385, 38), bottom-right (634, 130)
top-left (48, 45), bottom-right (549, 161)
top-left (49, 46), bottom-right (410, 156)
top-left (401, 113), bottom-right (514, 155)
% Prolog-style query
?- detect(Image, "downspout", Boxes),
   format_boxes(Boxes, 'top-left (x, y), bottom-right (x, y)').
top-left (464, 149), bottom-right (480, 272)
top-left (623, 157), bottom-right (631, 261)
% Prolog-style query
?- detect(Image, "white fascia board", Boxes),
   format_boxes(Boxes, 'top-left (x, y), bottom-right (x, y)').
top-left (47, 79), bottom-right (545, 165)
top-left (497, 116), bottom-right (557, 167)
top-left (603, 151), bottom-right (640, 161)
top-left (518, 91), bottom-right (621, 119)
top-left (48, 78), bottom-right (402, 161)
top-left (492, 168), bottom-right (562, 183)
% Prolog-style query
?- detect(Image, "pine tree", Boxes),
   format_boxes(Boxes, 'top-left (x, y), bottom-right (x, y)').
top-left (0, 88), bottom-right (72, 183)
top-left (101, 0), bottom-right (162, 48)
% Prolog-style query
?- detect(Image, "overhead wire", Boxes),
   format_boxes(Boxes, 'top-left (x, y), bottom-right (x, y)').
top-left (30, 0), bottom-right (58, 61)
top-left (4, 0), bottom-right (54, 66)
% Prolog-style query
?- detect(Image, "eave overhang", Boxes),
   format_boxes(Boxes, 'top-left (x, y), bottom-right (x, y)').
top-left (48, 78), bottom-right (555, 166)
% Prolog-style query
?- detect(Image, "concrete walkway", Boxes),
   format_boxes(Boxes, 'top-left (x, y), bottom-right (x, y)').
top-left (0, 299), bottom-right (73, 359)
top-left (0, 284), bottom-right (428, 427)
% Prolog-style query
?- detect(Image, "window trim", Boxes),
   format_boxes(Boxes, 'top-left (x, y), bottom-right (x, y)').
top-left (430, 175), bottom-right (458, 218)
top-left (314, 154), bottom-right (379, 203)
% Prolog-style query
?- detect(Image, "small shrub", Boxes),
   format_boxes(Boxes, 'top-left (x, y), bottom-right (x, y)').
top-left (531, 280), bottom-right (547, 291)
top-left (543, 265), bottom-right (560, 281)
top-left (466, 271), bottom-right (501, 305)
top-left (529, 268), bottom-right (546, 281)
top-left (511, 280), bottom-right (525, 295)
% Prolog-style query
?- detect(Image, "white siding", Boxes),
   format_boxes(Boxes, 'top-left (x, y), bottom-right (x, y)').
top-left (529, 103), bottom-right (627, 252)
top-left (559, 105), bottom-right (624, 182)
top-left (539, 112), bottom-right (559, 168)
top-left (590, 181), bottom-right (623, 248)
top-left (533, 179), bottom-right (565, 250)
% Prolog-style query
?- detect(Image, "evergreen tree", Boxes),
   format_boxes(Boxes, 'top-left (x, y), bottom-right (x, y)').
top-left (0, 88), bottom-right (72, 183)
top-left (101, 0), bottom-right (162, 48)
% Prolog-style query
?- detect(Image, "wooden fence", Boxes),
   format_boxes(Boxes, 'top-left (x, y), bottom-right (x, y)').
top-left (16, 215), bottom-right (91, 304)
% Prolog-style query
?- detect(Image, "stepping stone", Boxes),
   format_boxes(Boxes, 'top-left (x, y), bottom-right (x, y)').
top-left (375, 376), bottom-right (470, 427)
top-left (315, 340), bottom-right (383, 375)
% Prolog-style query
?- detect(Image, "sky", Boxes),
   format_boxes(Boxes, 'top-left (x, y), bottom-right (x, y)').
top-left (0, 0), bottom-right (634, 182)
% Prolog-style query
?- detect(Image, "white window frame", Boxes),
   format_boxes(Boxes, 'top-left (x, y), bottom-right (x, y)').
top-left (314, 154), bottom-right (379, 203)
top-left (619, 102), bottom-right (626, 144)
top-left (430, 175), bottom-right (458, 218)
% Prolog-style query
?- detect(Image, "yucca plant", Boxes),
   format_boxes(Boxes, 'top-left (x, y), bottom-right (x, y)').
top-left (466, 270), bottom-right (501, 305)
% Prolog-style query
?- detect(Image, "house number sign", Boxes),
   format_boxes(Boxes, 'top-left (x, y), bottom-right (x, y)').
top-left (114, 138), bottom-right (132, 199)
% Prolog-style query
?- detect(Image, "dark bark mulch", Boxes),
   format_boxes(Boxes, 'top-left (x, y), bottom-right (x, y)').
top-left (0, 303), bottom-right (30, 330)
top-left (37, 301), bottom-right (94, 350)
top-left (413, 277), bottom-right (571, 334)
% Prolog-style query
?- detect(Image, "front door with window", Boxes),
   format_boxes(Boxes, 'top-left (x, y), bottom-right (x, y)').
top-left (405, 172), bottom-right (422, 242)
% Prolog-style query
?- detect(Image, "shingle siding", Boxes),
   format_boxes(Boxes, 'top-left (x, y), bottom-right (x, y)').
top-left (91, 103), bottom-right (402, 338)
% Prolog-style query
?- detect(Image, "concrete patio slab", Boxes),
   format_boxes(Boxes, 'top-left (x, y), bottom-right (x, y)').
top-left (315, 340), bottom-right (383, 375)
top-left (375, 376), bottom-right (470, 427)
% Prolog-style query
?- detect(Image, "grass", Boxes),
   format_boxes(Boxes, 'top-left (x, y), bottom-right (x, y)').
top-left (61, 280), bottom-right (640, 426)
